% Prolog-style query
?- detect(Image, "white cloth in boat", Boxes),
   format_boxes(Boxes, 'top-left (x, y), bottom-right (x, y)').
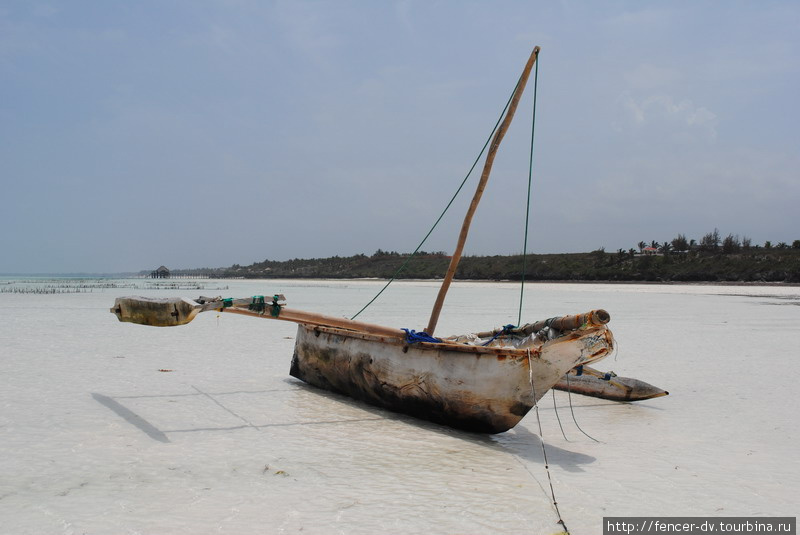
top-left (445, 332), bottom-right (542, 350)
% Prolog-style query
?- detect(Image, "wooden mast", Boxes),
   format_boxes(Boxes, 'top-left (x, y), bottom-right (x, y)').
top-left (425, 45), bottom-right (540, 336)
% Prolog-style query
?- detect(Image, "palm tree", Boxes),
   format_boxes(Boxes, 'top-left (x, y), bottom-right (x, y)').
top-left (671, 234), bottom-right (689, 251)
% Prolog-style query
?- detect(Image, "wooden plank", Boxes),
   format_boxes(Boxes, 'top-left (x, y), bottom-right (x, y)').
top-left (222, 306), bottom-right (406, 338)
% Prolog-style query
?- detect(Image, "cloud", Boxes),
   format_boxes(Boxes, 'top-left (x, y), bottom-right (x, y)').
top-left (2, 1), bottom-right (798, 272)
top-left (576, 143), bottom-right (800, 248)
top-left (617, 93), bottom-right (718, 141)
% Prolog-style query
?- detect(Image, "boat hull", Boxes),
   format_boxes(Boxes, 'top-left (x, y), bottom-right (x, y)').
top-left (290, 324), bottom-right (614, 433)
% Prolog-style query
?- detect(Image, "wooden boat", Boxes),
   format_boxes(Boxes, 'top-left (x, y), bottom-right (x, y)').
top-left (290, 312), bottom-right (613, 433)
top-left (112, 296), bottom-right (614, 433)
top-left (111, 45), bottom-right (617, 433)
top-left (554, 366), bottom-right (668, 402)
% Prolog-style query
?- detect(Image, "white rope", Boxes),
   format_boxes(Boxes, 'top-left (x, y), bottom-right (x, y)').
top-left (527, 350), bottom-right (570, 534)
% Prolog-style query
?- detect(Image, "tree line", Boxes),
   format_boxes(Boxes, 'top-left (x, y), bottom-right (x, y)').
top-left (178, 230), bottom-right (800, 283)
top-left (630, 229), bottom-right (799, 256)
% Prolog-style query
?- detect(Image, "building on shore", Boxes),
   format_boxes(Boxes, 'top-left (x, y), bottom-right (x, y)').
top-left (150, 266), bottom-right (170, 279)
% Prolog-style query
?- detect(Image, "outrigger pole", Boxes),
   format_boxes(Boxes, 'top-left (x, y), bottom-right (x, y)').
top-left (111, 295), bottom-right (405, 338)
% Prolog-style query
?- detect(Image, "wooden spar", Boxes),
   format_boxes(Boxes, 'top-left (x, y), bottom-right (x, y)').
top-left (521, 309), bottom-right (610, 335)
top-left (425, 45), bottom-right (540, 336)
top-left (111, 296), bottom-right (405, 338)
top-left (221, 307), bottom-right (405, 338)
top-left (472, 309), bottom-right (611, 339)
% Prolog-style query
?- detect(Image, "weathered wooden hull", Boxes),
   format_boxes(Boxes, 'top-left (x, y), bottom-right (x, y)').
top-left (554, 369), bottom-right (668, 402)
top-left (290, 323), bottom-right (614, 433)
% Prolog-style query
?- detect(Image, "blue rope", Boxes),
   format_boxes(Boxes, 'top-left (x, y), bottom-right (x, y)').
top-left (482, 324), bottom-right (517, 346)
top-left (402, 329), bottom-right (442, 344)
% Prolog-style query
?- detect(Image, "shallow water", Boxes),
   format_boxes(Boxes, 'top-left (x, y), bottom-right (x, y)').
top-left (0, 279), bottom-right (797, 534)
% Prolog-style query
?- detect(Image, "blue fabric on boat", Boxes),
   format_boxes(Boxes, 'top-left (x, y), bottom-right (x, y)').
top-left (402, 329), bottom-right (442, 344)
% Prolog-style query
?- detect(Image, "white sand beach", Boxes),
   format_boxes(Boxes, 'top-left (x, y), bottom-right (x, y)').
top-left (0, 279), bottom-right (797, 534)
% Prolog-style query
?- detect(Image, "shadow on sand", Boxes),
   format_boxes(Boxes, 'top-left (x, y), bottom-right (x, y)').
top-left (286, 382), bottom-right (598, 472)
top-left (92, 379), bottom-right (597, 472)
top-left (91, 393), bottom-right (170, 443)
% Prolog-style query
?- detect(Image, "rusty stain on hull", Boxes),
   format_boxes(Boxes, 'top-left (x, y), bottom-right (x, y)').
top-left (290, 323), bottom-right (614, 433)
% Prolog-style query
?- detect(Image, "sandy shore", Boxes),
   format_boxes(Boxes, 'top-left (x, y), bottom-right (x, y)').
top-left (0, 279), bottom-right (797, 534)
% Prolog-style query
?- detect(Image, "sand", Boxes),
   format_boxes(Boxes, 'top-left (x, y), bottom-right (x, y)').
top-left (0, 279), bottom-right (797, 534)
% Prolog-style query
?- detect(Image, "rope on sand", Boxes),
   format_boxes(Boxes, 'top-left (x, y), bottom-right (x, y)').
top-left (564, 373), bottom-right (601, 443)
top-left (527, 350), bottom-right (570, 535)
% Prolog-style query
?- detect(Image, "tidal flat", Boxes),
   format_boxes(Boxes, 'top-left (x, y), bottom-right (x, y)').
top-left (0, 278), bottom-right (796, 534)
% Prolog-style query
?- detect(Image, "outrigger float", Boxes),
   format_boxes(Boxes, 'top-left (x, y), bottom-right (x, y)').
top-left (111, 45), bottom-right (662, 433)
top-left (554, 366), bottom-right (668, 402)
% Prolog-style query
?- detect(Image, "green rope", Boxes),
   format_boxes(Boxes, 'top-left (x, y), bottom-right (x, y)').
top-left (249, 295), bottom-right (266, 313)
top-left (350, 76), bottom-right (523, 321)
top-left (270, 294), bottom-right (282, 317)
top-left (518, 57), bottom-right (539, 327)
top-left (246, 295), bottom-right (281, 316)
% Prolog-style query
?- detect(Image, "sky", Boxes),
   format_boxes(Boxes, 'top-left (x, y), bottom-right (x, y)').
top-left (1, 1), bottom-right (798, 274)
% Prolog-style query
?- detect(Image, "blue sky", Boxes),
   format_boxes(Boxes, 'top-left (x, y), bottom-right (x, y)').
top-left (1, 1), bottom-right (798, 273)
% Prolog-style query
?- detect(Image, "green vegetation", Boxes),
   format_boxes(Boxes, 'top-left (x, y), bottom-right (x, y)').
top-left (174, 231), bottom-right (800, 283)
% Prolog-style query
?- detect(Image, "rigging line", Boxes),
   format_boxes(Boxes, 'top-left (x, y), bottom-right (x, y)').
top-left (552, 388), bottom-right (569, 441)
top-left (350, 74), bottom-right (524, 321)
top-left (564, 374), bottom-right (601, 443)
top-left (191, 385), bottom-right (259, 431)
top-left (527, 351), bottom-right (570, 535)
top-left (518, 57), bottom-right (539, 327)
